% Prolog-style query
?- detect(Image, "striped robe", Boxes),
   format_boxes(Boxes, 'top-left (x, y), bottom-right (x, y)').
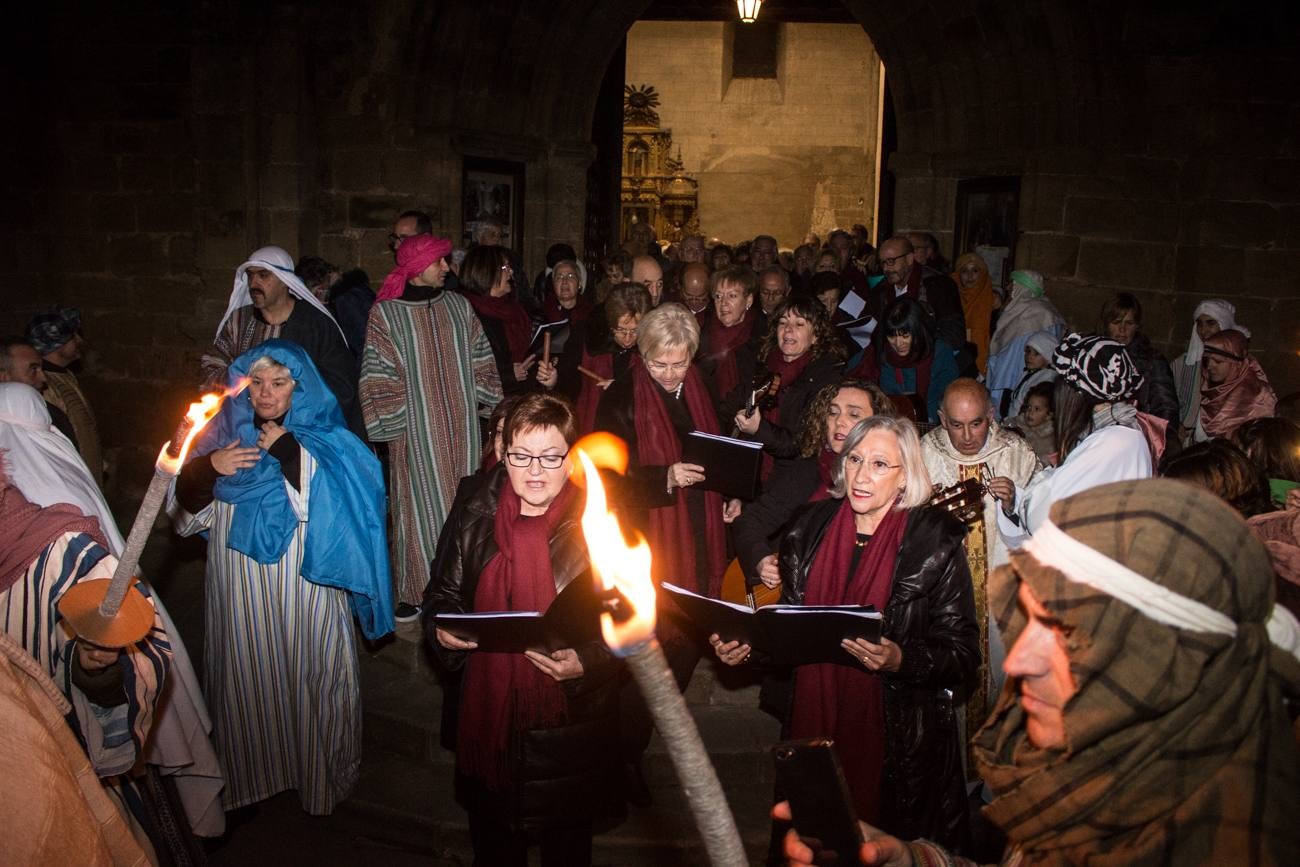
top-left (170, 450), bottom-right (361, 815)
top-left (0, 531), bottom-right (169, 776)
top-left (360, 292), bottom-right (502, 606)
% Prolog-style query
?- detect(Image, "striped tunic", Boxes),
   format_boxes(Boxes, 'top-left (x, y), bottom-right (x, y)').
top-left (171, 450), bottom-right (361, 815)
top-left (360, 292), bottom-right (502, 605)
top-left (0, 532), bottom-right (169, 776)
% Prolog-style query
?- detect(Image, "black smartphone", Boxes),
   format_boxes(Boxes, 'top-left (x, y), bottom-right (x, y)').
top-left (772, 737), bottom-right (865, 865)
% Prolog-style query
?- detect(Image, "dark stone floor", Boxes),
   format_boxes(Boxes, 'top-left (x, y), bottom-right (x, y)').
top-left (139, 525), bottom-right (782, 866)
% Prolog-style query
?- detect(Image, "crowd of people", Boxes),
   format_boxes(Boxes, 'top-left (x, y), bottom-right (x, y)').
top-left (1, 210), bottom-right (1298, 866)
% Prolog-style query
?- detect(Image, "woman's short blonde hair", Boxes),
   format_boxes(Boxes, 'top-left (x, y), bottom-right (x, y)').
top-left (248, 355), bottom-right (294, 382)
top-left (637, 302), bottom-right (700, 360)
top-left (830, 416), bottom-right (933, 509)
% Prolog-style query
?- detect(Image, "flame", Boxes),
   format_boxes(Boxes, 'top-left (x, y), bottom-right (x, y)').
top-left (576, 446), bottom-right (656, 653)
top-left (156, 378), bottom-right (249, 475)
top-left (569, 432), bottom-right (628, 488)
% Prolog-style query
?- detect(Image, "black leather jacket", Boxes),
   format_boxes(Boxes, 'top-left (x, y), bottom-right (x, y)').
top-left (773, 498), bottom-right (978, 851)
top-left (422, 470), bottom-right (624, 828)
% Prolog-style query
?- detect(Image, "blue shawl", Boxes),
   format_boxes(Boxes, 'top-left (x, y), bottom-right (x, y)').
top-left (192, 339), bottom-right (393, 639)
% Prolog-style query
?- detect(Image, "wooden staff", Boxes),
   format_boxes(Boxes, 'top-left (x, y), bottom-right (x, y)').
top-left (577, 366), bottom-right (605, 382)
top-left (542, 331), bottom-right (552, 366)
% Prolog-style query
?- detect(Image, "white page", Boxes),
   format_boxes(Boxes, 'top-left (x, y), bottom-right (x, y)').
top-left (838, 292), bottom-right (866, 318)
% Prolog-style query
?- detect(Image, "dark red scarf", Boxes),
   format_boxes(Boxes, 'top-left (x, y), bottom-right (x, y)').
top-left (811, 448), bottom-right (837, 502)
top-left (575, 347), bottom-right (614, 435)
top-left (0, 480), bottom-right (108, 595)
top-left (762, 351), bottom-right (813, 428)
top-left (883, 342), bottom-right (932, 406)
top-left (542, 293), bottom-right (593, 328)
top-left (702, 306), bottom-right (757, 400)
top-left (790, 500), bottom-right (908, 825)
top-left (466, 292), bottom-right (532, 362)
top-left (456, 479), bottom-right (580, 789)
top-left (630, 357), bottom-right (728, 596)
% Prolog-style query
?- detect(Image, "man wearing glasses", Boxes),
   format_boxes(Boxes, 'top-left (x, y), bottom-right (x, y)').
top-left (875, 236), bottom-right (967, 364)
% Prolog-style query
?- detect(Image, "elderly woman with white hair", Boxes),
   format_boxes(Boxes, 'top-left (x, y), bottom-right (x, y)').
top-left (713, 415), bottom-right (979, 851)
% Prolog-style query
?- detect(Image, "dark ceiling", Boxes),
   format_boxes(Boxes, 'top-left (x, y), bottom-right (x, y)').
top-left (639, 0), bottom-right (856, 24)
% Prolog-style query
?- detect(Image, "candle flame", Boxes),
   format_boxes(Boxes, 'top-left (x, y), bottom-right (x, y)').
top-left (156, 378), bottom-right (249, 475)
top-left (575, 445), bottom-right (655, 653)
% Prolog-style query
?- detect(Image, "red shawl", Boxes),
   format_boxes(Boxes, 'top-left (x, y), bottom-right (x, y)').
top-left (1200, 330), bottom-right (1277, 438)
top-left (576, 348), bottom-right (614, 435)
top-left (0, 475), bottom-right (108, 595)
top-left (543, 293), bottom-right (593, 328)
top-left (789, 500), bottom-right (908, 824)
top-left (702, 306), bottom-right (758, 400)
top-left (456, 479), bottom-right (579, 789)
top-left (467, 292), bottom-right (532, 362)
top-left (811, 448), bottom-right (837, 502)
top-left (630, 358), bottom-right (728, 596)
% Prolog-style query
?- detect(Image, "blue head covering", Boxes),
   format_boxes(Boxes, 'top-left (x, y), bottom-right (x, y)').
top-left (194, 339), bottom-right (393, 639)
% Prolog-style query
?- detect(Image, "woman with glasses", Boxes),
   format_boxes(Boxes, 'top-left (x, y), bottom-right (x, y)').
top-left (541, 259), bottom-right (593, 327)
top-left (713, 415), bottom-right (978, 852)
top-left (426, 392), bottom-right (623, 866)
top-left (461, 244), bottom-right (539, 394)
top-left (697, 265), bottom-right (765, 420)
top-left (550, 282), bottom-right (651, 433)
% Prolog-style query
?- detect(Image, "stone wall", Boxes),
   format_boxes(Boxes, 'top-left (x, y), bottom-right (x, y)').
top-left (3, 0), bottom-right (1298, 507)
top-left (626, 21), bottom-right (881, 247)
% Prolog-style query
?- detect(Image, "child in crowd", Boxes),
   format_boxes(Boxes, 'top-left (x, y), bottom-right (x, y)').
top-left (1006, 380), bottom-right (1056, 466)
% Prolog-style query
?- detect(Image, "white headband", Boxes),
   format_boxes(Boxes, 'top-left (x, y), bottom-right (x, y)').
top-left (1024, 519), bottom-right (1300, 664)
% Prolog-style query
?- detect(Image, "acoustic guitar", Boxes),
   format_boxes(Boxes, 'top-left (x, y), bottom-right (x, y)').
top-left (719, 556), bottom-right (783, 610)
top-left (729, 372), bottom-right (782, 437)
top-left (928, 477), bottom-right (986, 526)
top-left (721, 477), bottom-right (986, 611)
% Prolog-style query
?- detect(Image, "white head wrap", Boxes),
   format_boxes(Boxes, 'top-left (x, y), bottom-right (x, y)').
top-left (1024, 330), bottom-right (1059, 366)
top-left (1183, 299), bottom-right (1248, 365)
top-left (0, 383), bottom-right (125, 556)
top-left (213, 246), bottom-right (346, 344)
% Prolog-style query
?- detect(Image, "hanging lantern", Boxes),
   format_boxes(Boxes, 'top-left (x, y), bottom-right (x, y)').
top-left (737, 0), bottom-right (763, 24)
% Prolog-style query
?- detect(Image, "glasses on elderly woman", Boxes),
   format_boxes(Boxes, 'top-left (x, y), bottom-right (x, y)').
top-left (645, 359), bottom-right (690, 375)
top-left (504, 450), bottom-right (569, 470)
top-left (844, 453), bottom-right (903, 477)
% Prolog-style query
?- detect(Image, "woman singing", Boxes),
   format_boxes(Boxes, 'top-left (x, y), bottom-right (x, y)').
top-left (426, 392), bottom-right (622, 866)
top-left (714, 415), bottom-right (978, 850)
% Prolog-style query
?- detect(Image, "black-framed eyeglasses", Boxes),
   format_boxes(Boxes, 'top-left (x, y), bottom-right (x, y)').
top-left (880, 254), bottom-right (910, 267)
top-left (504, 450), bottom-right (569, 469)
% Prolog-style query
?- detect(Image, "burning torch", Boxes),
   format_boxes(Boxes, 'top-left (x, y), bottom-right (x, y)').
top-left (574, 435), bottom-right (747, 866)
top-left (58, 384), bottom-right (246, 647)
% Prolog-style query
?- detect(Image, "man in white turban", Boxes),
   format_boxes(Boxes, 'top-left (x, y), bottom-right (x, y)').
top-left (200, 245), bottom-right (362, 435)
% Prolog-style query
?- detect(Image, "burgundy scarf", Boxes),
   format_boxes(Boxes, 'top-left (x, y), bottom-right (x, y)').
top-left (762, 351), bottom-right (813, 428)
top-left (543, 293), bottom-right (592, 327)
top-left (456, 479), bottom-right (580, 789)
top-left (576, 348), bottom-right (614, 435)
top-left (1200, 330), bottom-right (1278, 437)
top-left (467, 292), bottom-right (532, 362)
top-left (630, 357), bottom-right (728, 596)
top-left (790, 500), bottom-right (908, 824)
top-left (883, 343), bottom-right (932, 406)
top-left (811, 448), bottom-right (837, 502)
top-left (0, 478), bottom-right (108, 595)
top-left (702, 306), bottom-right (758, 400)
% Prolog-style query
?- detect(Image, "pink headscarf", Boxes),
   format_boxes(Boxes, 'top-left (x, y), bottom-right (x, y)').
top-left (376, 234), bottom-right (452, 302)
top-left (1200, 329), bottom-right (1277, 437)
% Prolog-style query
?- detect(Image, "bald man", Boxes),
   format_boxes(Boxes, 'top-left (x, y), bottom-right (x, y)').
top-left (631, 255), bottom-right (665, 307)
top-left (677, 262), bottom-right (712, 324)
top-left (875, 235), bottom-right (966, 356)
top-left (920, 378), bottom-right (1040, 762)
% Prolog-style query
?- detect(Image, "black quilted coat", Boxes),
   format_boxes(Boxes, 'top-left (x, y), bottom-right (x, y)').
top-left (772, 498), bottom-right (979, 852)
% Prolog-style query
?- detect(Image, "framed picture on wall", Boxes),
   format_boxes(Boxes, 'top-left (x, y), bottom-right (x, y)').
top-left (462, 157), bottom-right (525, 251)
top-left (953, 176), bottom-right (1020, 286)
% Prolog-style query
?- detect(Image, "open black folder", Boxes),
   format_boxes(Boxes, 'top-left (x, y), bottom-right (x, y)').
top-left (434, 572), bottom-right (601, 653)
top-left (662, 583), bottom-right (881, 667)
top-left (681, 431), bottom-right (764, 500)
top-left (528, 319), bottom-right (571, 357)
